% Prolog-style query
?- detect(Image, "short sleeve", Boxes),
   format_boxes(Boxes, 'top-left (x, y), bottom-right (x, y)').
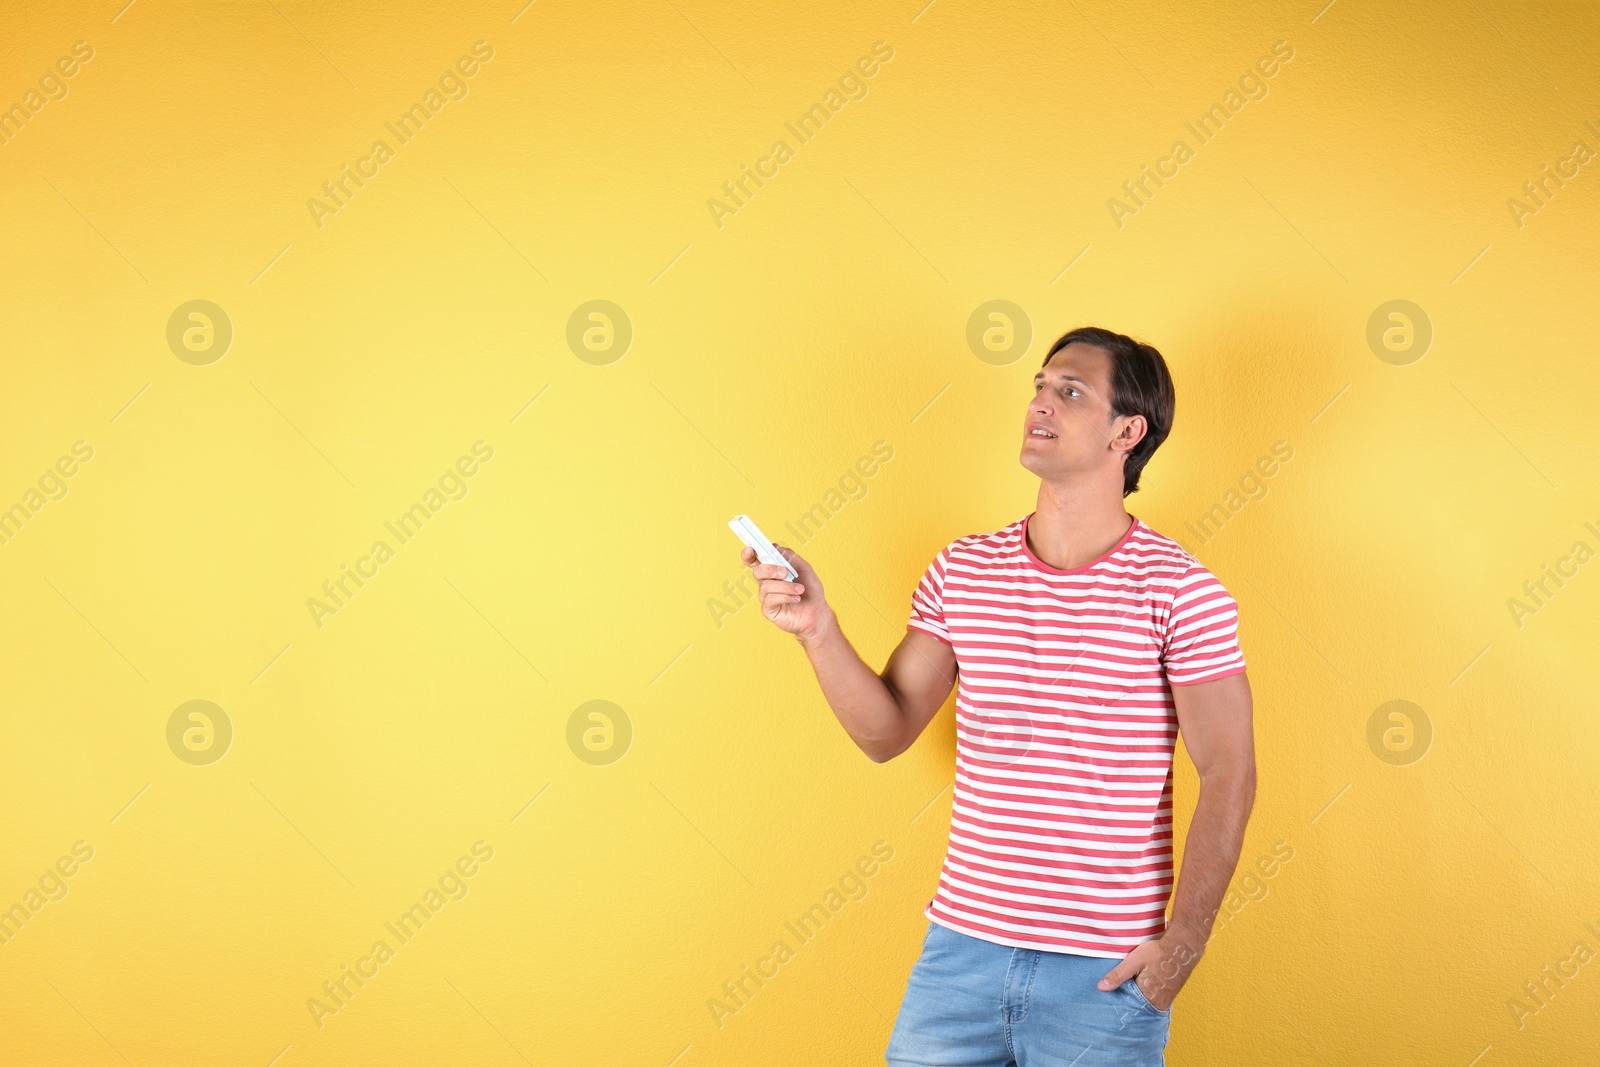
top-left (1162, 561), bottom-right (1246, 686)
top-left (906, 546), bottom-right (953, 646)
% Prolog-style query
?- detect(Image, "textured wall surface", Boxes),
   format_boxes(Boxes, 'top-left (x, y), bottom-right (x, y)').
top-left (1, 1), bottom-right (1597, 1064)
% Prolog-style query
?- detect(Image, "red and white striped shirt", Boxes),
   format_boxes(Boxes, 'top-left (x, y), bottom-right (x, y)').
top-left (906, 512), bottom-right (1246, 958)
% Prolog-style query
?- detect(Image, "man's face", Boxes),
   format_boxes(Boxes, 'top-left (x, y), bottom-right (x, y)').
top-left (1020, 342), bottom-right (1138, 481)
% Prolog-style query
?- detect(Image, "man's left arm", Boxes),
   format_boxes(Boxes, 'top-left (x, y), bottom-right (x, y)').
top-left (1097, 670), bottom-right (1256, 1009)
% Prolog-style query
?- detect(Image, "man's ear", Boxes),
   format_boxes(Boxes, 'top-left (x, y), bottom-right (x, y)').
top-left (1111, 413), bottom-right (1147, 456)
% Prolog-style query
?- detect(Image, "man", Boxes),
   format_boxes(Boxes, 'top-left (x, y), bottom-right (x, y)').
top-left (739, 326), bottom-right (1256, 1066)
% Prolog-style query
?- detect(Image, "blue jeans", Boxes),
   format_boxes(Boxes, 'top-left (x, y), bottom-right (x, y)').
top-left (886, 921), bottom-right (1172, 1067)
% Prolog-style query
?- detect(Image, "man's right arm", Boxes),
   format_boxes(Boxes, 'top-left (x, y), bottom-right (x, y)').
top-left (740, 544), bottom-right (956, 763)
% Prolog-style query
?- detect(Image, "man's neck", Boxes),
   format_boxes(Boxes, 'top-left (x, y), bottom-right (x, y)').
top-left (1027, 478), bottom-right (1134, 571)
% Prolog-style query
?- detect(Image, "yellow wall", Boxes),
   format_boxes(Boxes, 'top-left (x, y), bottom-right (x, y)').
top-left (2, 2), bottom-right (1597, 1064)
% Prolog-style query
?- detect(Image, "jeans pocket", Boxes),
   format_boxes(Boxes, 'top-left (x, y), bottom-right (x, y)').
top-left (1126, 976), bottom-right (1172, 1017)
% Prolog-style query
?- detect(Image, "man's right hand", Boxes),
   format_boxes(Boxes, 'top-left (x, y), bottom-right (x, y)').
top-left (738, 540), bottom-right (957, 764)
top-left (741, 543), bottom-right (832, 641)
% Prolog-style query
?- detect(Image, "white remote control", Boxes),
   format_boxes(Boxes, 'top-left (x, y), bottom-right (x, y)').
top-left (728, 514), bottom-right (799, 581)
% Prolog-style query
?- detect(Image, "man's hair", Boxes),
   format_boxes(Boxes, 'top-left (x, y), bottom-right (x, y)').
top-left (1041, 326), bottom-right (1175, 496)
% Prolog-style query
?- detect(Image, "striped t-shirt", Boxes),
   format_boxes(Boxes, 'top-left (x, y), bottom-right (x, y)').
top-left (906, 512), bottom-right (1246, 958)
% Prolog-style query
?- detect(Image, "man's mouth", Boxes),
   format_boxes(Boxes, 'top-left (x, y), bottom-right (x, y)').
top-left (1028, 427), bottom-right (1057, 439)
